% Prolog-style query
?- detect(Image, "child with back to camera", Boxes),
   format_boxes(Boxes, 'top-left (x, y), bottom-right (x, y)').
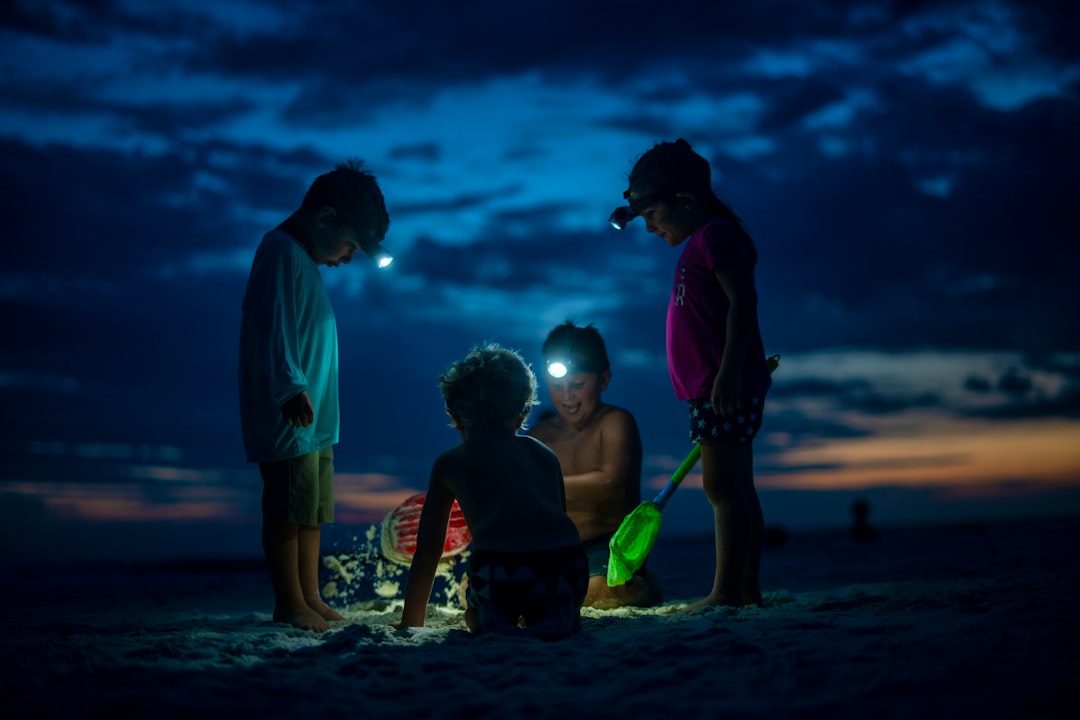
top-left (610, 139), bottom-right (772, 610)
top-left (397, 343), bottom-right (588, 639)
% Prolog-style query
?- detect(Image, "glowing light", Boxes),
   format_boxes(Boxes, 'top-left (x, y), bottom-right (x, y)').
top-left (374, 249), bottom-right (394, 269)
top-left (609, 206), bottom-right (635, 230)
top-left (547, 361), bottom-right (568, 378)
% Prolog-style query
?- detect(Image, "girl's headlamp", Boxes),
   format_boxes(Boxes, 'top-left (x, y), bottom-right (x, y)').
top-left (608, 187), bottom-right (676, 230)
top-left (608, 206), bottom-right (636, 230)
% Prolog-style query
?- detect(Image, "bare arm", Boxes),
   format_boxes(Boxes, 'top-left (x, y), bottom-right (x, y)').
top-left (397, 463), bottom-right (454, 628)
top-left (712, 260), bottom-right (759, 418)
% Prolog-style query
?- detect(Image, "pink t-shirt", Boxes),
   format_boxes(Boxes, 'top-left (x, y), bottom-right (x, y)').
top-left (665, 219), bottom-right (772, 402)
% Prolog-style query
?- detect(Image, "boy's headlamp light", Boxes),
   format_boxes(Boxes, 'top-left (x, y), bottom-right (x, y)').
top-left (546, 359), bottom-right (571, 379)
top-left (367, 247), bottom-right (393, 268)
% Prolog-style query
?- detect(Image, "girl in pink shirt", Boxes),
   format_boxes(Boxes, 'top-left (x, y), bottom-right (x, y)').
top-left (610, 138), bottom-right (771, 610)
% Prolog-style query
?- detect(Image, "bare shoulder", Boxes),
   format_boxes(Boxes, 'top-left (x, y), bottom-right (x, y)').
top-left (430, 442), bottom-right (472, 476)
top-left (596, 404), bottom-right (641, 436)
top-left (519, 433), bottom-right (558, 459)
top-left (434, 442), bottom-right (465, 461)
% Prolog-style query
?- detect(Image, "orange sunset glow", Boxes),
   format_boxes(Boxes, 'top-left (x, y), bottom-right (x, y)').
top-left (645, 413), bottom-right (1080, 501)
top-left (760, 415), bottom-right (1080, 491)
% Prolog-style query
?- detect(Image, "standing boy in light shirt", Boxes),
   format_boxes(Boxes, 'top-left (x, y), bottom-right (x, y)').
top-left (239, 159), bottom-right (390, 632)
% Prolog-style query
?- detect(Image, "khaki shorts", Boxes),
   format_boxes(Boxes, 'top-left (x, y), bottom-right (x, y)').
top-left (258, 446), bottom-right (334, 525)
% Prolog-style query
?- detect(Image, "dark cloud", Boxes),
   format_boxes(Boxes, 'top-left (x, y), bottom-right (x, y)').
top-left (966, 387), bottom-right (1080, 420)
top-left (392, 186), bottom-right (525, 217)
top-left (759, 405), bottom-right (875, 445)
top-left (758, 79), bottom-right (850, 133)
top-left (997, 369), bottom-right (1034, 396)
top-left (768, 377), bottom-right (942, 416)
top-left (742, 89), bottom-right (1079, 353)
top-left (1011, 0), bottom-right (1080, 61)
top-left (387, 143), bottom-right (441, 163)
top-left (0, 0), bottom-right (111, 39)
top-left (961, 359), bottom-right (1080, 420)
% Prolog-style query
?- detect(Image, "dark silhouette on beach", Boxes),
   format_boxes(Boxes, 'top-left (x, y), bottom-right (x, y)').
top-left (849, 498), bottom-right (878, 542)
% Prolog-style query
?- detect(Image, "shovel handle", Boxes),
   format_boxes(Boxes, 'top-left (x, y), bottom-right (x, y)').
top-left (652, 443), bottom-right (702, 508)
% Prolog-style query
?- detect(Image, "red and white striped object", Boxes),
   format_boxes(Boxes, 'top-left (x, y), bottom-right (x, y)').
top-left (380, 492), bottom-right (472, 565)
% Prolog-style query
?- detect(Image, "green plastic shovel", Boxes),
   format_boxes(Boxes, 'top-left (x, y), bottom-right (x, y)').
top-left (607, 354), bottom-right (780, 587)
top-left (607, 443), bottom-right (701, 587)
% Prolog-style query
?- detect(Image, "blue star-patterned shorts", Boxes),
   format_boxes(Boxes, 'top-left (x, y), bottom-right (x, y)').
top-left (687, 396), bottom-right (765, 445)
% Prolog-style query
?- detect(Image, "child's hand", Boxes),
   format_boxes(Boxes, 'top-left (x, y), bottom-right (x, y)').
top-left (711, 369), bottom-right (744, 418)
top-left (281, 391), bottom-right (315, 428)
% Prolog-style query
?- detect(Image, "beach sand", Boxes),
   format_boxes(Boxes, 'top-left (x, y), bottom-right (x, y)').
top-left (2, 515), bottom-right (1076, 719)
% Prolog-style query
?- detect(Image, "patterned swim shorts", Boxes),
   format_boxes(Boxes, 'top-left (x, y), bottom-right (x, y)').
top-left (687, 396), bottom-right (765, 445)
top-left (466, 544), bottom-right (589, 638)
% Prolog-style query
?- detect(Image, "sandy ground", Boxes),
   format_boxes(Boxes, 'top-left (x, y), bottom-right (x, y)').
top-left (1, 515), bottom-right (1076, 719)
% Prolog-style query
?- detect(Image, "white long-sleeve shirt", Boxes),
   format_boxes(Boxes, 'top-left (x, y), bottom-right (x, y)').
top-left (239, 229), bottom-right (339, 462)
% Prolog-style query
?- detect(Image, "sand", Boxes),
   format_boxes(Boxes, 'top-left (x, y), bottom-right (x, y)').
top-left (1, 515), bottom-right (1076, 719)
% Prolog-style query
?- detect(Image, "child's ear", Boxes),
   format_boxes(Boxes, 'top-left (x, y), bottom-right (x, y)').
top-left (599, 369), bottom-right (612, 392)
top-left (315, 206), bottom-right (337, 227)
top-left (674, 191), bottom-right (696, 209)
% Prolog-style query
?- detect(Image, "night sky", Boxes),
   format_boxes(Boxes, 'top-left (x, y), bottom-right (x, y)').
top-left (2, 0), bottom-right (1078, 565)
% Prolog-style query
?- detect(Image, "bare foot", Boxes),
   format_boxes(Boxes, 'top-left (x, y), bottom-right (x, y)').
top-left (742, 583), bottom-right (764, 607)
top-left (305, 597), bottom-right (345, 622)
top-left (274, 606), bottom-right (330, 632)
top-left (583, 573), bottom-right (662, 610)
top-left (742, 592), bottom-right (765, 607)
top-left (683, 594), bottom-right (742, 614)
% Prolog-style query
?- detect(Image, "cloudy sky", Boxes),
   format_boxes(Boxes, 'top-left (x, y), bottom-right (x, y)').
top-left (2, 0), bottom-right (1078, 565)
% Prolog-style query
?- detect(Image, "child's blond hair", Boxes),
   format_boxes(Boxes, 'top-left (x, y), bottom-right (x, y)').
top-left (439, 343), bottom-right (539, 430)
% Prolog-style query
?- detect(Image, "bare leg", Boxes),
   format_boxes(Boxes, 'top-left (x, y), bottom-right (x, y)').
top-left (741, 458), bottom-right (765, 606)
top-left (685, 442), bottom-right (753, 611)
top-left (263, 521), bottom-right (329, 632)
top-left (298, 523), bottom-right (344, 622)
top-left (464, 607), bottom-right (480, 633)
top-left (458, 574), bottom-right (470, 610)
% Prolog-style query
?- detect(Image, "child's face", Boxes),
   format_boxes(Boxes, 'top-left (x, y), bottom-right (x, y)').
top-left (311, 218), bottom-right (365, 267)
top-left (545, 370), bottom-right (610, 428)
top-left (640, 197), bottom-right (696, 247)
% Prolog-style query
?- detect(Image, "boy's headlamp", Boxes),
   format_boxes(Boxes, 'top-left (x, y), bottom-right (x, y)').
top-left (545, 357), bottom-right (606, 379)
top-left (351, 218), bottom-right (393, 268)
top-left (365, 245), bottom-right (393, 268)
top-left (546, 359), bottom-right (571, 379)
